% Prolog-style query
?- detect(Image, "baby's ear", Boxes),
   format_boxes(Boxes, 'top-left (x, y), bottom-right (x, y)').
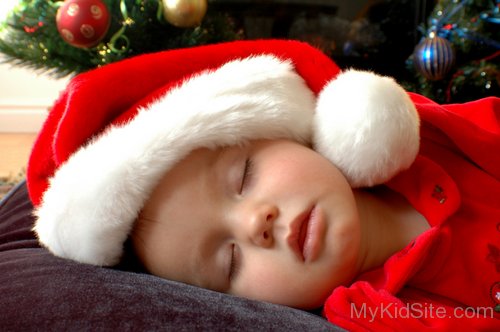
top-left (313, 69), bottom-right (420, 188)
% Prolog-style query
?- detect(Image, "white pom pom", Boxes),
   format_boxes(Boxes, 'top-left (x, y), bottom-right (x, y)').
top-left (313, 70), bottom-right (420, 187)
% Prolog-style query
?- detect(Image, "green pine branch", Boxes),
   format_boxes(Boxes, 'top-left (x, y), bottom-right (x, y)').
top-left (0, 0), bottom-right (90, 77)
top-left (0, 0), bottom-right (241, 77)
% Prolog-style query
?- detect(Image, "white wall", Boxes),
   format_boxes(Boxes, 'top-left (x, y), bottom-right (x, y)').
top-left (0, 0), bottom-right (70, 133)
top-left (0, 60), bottom-right (70, 133)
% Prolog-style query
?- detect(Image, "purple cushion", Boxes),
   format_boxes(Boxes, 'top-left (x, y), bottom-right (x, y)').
top-left (0, 182), bottom-right (342, 331)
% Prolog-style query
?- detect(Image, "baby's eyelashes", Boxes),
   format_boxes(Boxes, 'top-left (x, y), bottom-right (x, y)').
top-left (239, 158), bottom-right (254, 195)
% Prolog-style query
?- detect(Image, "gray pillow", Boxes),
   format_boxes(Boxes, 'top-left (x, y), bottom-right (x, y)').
top-left (0, 181), bottom-right (343, 331)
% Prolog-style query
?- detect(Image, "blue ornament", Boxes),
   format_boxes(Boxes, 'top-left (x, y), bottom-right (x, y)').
top-left (413, 36), bottom-right (455, 80)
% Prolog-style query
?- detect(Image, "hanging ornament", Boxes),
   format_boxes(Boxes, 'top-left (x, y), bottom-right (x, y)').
top-left (56, 0), bottom-right (111, 48)
top-left (162, 0), bottom-right (207, 28)
top-left (413, 35), bottom-right (455, 81)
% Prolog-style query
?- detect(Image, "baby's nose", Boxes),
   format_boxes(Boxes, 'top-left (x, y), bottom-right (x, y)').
top-left (246, 203), bottom-right (278, 248)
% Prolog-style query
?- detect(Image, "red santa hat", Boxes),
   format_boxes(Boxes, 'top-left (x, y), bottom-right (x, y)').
top-left (27, 40), bottom-right (419, 266)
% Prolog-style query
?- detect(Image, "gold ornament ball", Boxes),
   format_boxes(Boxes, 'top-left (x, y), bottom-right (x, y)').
top-left (162, 0), bottom-right (207, 28)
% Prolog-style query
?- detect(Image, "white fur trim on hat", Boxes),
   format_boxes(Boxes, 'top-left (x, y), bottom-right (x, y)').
top-left (34, 55), bottom-right (316, 266)
top-left (313, 69), bottom-right (420, 187)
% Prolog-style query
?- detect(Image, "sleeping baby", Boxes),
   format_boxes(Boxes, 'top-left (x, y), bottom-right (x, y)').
top-left (29, 40), bottom-right (500, 331)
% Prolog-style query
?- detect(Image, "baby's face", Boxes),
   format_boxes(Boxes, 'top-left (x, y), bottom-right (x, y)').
top-left (132, 139), bottom-right (362, 309)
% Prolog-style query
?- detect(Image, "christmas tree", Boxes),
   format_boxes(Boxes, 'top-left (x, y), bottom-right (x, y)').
top-left (0, 0), bottom-right (241, 77)
top-left (1, 0), bottom-right (498, 104)
top-left (405, 0), bottom-right (499, 103)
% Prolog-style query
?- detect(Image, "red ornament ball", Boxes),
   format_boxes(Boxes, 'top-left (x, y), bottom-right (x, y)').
top-left (56, 0), bottom-right (111, 48)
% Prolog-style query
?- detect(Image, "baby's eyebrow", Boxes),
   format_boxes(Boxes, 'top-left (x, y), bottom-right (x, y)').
top-left (210, 147), bottom-right (233, 196)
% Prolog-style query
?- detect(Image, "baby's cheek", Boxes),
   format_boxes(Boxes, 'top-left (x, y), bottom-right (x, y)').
top-left (232, 261), bottom-right (326, 309)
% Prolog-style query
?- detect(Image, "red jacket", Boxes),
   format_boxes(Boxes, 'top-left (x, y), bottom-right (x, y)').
top-left (324, 95), bottom-right (500, 331)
